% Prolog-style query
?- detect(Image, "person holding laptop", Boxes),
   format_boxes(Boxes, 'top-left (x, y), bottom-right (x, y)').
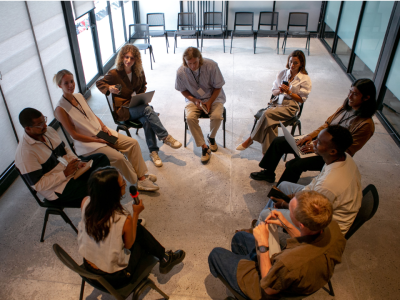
top-left (96, 44), bottom-right (182, 167)
top-left (251, 78), bottom-right (377, 184)
top-left (54, 69), bottom-right (159, 192)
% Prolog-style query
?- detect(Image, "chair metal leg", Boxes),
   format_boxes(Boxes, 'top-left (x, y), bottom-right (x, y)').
top-left (298, 121), bottom-right (302, 135)
top-left (196, 32), bottom-right (199, 48)
top-left (184, 120), bottom-right (187, 147)
top-left (251, 118), bottom-right (258, 134)
top-left (223, 33), bottom-right (225, 53)
top-left (223, 119), bottom-right (226, 148)
top-left (253, 33), bottom-right (256, 54)
top-left (136, 128), bottom-right (139, 135)
top-left (277, 35), bottom-right (279, 54)
top-left (283, 35), bottom-right (287, 55)
top-left (201, 32), bottom-right (204, 52)
top-left (40, 210), bottom-right (50, 242)
top-left (230, 32), bottom-right (233, 54)
top-left (79, 279), bottom-right (85, 300)
top-left (174, 35), bottom-right (177, 54)
top-left (165, 34), bottom-right (169, 53)
top-left (59, 210), bottom-right (78, 234)
top-left (283, 153), bottom-right (288, 162)
top-left (148, 279), bottom-right (169, 299)
top-left (149, 48), bottom-right (153, 70)
top-left (328, 280), bottom-right (335, 296)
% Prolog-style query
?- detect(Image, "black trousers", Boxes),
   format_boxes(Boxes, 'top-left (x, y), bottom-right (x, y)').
top-left (259, 136), bottom-right (325, 185)
top-left (84, 223), bottom-right (165, 289)
top-left (51, 153), bottom-right (110, 208)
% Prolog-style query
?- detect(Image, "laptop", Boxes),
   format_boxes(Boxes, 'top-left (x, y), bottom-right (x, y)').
top-left (279, 121), bottom-right (317, 159)
top-left (127, 91), bottom-right (155, 108)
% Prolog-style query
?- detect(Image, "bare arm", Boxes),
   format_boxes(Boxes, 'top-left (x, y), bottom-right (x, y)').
top-left (122, 199), bottom-right (144, 249)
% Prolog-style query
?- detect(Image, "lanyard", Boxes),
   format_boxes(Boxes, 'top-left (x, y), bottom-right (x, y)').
top-left (63, 95), bottom-right (88, 119)
top-left (190, 67), bottom-right (201, 86)
top-left (41, 135), bottom-right (55, 154)
top-left (338, 111), bottom-right (356, 125)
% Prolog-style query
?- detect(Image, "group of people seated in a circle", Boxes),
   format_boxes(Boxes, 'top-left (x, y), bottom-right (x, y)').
top-left (14, 43), bottom-right (377, 298)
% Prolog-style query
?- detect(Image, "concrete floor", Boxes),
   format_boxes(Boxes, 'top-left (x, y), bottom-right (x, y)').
top-left (1, 36), bottom-right (400, 300)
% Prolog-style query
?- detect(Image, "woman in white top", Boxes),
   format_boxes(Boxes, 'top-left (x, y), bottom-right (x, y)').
top-left (78, 167), bottom-right (185, 288)
top-left (236, 50), bottom-right (312, 154)
top-left (53, 69), bottom-right (158, 192)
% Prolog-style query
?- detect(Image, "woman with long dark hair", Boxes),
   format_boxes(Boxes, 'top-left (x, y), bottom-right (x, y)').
top-left (236, 50), bottom-right (312, 154)
top-left (250, 78), bottom-right (377, 185)
top-left (77, 167), bottom-right (185, 288)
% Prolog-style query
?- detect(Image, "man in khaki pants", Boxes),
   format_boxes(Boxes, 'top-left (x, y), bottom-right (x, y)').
top-left (175, 47), bottom-right (226, 163)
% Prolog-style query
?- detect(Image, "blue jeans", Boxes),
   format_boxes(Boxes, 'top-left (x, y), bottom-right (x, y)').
top-left (129, 104), bottom-right (168, 152)
top-left (208, 232), bottom-right (257, 300)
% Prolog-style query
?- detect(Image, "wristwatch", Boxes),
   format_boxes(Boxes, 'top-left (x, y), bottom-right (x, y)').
top-left (258, 246), bottom-right (269, 253)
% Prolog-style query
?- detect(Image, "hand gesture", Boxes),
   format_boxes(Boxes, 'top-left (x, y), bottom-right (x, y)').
top-left (204, 101), bottom-right (212, 112)
top-left (265, 209), bottom-right (290, 228)
top-left (132, 199), bottom-right (145, 215)
top-left (279, 84), bottom-right (290, 94)
top-left (300, 143), bottom-right (314, 154)
top-left (77, 161), bottom-right (87, 169)
top-left (296, 135), bottom-right (312, 146)
top-left (194, 99), bottom-right (202, 109)
top-left (102, 126), bottom-right (112, 136)
top-left (92, 136), bottom-right (109, 144)
top-left (271, 197), bottom-right (289, 209)
top-left (253, 221), bottom-right (269, 246)
top-left (109, 85), bottom-right (120, 95)
top-left (63, 158), bottom-right (80, 177)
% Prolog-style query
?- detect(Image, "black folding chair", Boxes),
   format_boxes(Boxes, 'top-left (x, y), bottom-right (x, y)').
top-left (128, 24), bottom-right (155, 70)
top-left (254, 12), bottom-right (280, 54)
top-left (174, 12), bottom-right (198, 53)
top-left (230, 12), bottom-right (255, 54)
top-left (184, 107), bottom-right (226, 148)
top-left (282, 13), bottom-right (310, 56)
top-left (105, 93), bottom-right (143, 137)
top-left (201, 12), bottom-right (226, 53)
top-left (17, 167), bottom-right (78, 242)
top-left (147, 13), bottom-right (169, 53)
top-left (53, 244), bottom-right (169, 300)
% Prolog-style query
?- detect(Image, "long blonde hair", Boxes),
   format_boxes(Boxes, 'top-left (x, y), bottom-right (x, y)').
top-left (53, 69), bottom-right (73, 86)
top-left (115, 45), bottom-right (143, 78)
top-left (182, 47), bottom-right (204, 67)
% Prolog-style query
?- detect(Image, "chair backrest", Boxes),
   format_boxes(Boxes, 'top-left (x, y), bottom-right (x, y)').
top-left (296, 102), bottom-right (305, 119)
top-left (128, 24), bottom-right (150, 43)
top-left (345, 184), bottom-right (379, 240)
top-left (203, 12), bottom-right (223, 30)
top-left (52, 244), bottom-right (125, 300)
top-left (58, 122), bottom-right (75, 154)
top-left (16, 167), bottom-right (46, 207)
top-left (287, 12), bottom-right (309, 31)
top-left (177, 12), bottom-right (196, 30)
top-left (105, 94), bottom-right (120, 124)
top-left (258, 11), bottom-right (279, 30)
top-left (147, 13), bottom-right (165, 30)
top-left (233, 12), bottom-right (254, 30)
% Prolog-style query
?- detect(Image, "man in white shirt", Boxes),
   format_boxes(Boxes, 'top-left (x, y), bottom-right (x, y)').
top-left (15, 108), bottom-right (110, 207)
top-left (175, 47), bottom-right (226, 163)
top-left (259, 125), bottom-right (362, 235)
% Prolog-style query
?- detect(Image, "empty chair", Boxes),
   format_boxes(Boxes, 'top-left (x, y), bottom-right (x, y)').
top-left (282, 12), bottom-right (310, 56)
top-left (230, 12), bottom-right (255, 54)
top-left (146, 13), bottom-right (169, 53)
top-left (201, 12), bottom-right (226, 52)
top-left (254, 11), bottom-right (280, 54)
top-left (174, 12), bottom-right (198, 53)
top-left (128, 24), bottom-right (155, 69)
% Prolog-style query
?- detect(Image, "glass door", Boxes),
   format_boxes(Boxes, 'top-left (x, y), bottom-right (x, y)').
top-left (322, 1), bottom-right (341, 49)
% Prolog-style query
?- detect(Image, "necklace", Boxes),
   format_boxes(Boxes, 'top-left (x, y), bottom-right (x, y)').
top-left (63, 95), bottom-right (88, 119)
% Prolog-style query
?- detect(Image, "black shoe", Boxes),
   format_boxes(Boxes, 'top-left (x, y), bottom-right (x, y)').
top-left (159, 250), bottom-right (186, 274)
top-left (201, 146), bottom-right (211, 164)
top-left (207, 134), bottom-right (218, 152)
top-left (250, 170), bottom-right (275, 183)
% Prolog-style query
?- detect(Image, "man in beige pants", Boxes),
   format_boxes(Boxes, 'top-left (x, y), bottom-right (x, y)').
top-left (175, 47), bottom-right (226, 163)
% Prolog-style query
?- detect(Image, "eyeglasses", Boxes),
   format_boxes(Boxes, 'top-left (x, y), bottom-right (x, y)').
top-left (30, 116), bottom-right (47, 128)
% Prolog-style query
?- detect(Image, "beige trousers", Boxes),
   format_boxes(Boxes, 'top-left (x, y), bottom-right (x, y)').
top-left (185, 102), bottom-right (224, 147)
top-left (82, 134), bottom-right (148, 184)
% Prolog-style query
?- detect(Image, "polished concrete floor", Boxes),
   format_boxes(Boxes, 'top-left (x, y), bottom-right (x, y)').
top-left (1, 36), bottom-right (400, 300)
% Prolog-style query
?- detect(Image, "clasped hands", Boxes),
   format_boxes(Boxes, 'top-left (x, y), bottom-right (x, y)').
top-left (194, 98), bottom-right (211, 112)
top-left (279, 83), bottom-right (290, 94)
top-left (253, 210), bottom-right (291, 246)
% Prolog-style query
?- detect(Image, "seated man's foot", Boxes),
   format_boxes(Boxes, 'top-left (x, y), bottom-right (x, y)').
top-left (150, 151), bottom-right (163, 167)
top-left (201, 146), bottom-right (211, 164)
top-left (146, 174), bottom-right (157, 182)
top-left (138, 178), bottom-right (160, 192)
top-left (250, 170), bottom-right (275, 183)
top-left (163, 135), bottom-right (182, 149)
top-left (207, 134), bottom-right (218, 152)
top-left (159, 250), bottom-right (186, 274)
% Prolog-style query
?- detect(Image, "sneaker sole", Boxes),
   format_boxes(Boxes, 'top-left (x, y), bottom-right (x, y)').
top-left (165, 143), bottom-right (182, 149)
top-left (138, 185), bottom-right (160, 192)
top-left (159, 251), bottom-right (186, 274)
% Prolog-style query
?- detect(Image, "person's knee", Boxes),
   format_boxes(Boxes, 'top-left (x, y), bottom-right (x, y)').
top-left (277, 181), bottom-right (291, 191)
top-left (208, 247), bottom-right (225, 275)
top-left (231, 231), bottom-right (247, 249)
top-left (95, 153), bottom-right (110, 167)
top-left (186, 113), bottom-right (198, 123)
top-left (143, 105), bottom-right (154, 116)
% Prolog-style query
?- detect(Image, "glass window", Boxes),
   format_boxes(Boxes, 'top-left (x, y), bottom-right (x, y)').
top-left (110, 1), bottom-right (125, 49)
top-left (352, 1), bottom-right (394, 79)
top-left (323, 1), bottom-right (341, 49)
top-left (335, 1), bottom-right (362, 68)
top-left (124, 1), bottom-right (134, 40)
top-left (95, 1), bottom-right (114, 64)
top-left (75, 14), bottom-right (98, 83)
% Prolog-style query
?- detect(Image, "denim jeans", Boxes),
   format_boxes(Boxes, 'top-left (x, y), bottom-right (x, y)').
top-left (208, 232), bottom-right (257, 299)
top-left (129, 104), bottom-right (168, 152)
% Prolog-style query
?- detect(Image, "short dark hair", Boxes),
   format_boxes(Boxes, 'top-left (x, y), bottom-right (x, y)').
top-left (19, 108), bottom-right (42, 128)
top-left (326, 125), bottom-right (353, 155)
top-left (343, 78), bottom-right (377, 118)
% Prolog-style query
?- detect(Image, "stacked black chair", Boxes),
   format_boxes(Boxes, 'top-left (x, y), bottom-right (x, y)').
top-left (201, 12), bottom-right (226, 53)
top-left (282, 13), bottom-right (310, 56)
top-left (128, 24), bottom-right (155, 70)
top-left (230, 12), bottom-right (255, 54)
top-left (53, 244), bottom-right (169, 300)
top-left (174, 12), bottom-right (198, 53)
top-left (147, 13), bottom-right (169, 53)
top-left (254, 12), bottom-right (280, 54)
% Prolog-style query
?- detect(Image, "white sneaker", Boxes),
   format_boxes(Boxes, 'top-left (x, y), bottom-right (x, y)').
top-left (163, 135), bottom-right (182, 149)
top-left (146, 174), bottom-right (157, 182)
top-left (150, 151), bottom-right (163, 167)
top-left (138, 178), bottom-right (159, 192)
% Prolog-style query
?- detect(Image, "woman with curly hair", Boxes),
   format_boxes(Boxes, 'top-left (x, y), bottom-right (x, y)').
top-left (97, 45), bottom-right (181, 167)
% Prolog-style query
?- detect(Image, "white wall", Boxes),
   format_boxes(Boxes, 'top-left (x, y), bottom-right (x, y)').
top-left (139, 0), bottom-right (181, 31)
